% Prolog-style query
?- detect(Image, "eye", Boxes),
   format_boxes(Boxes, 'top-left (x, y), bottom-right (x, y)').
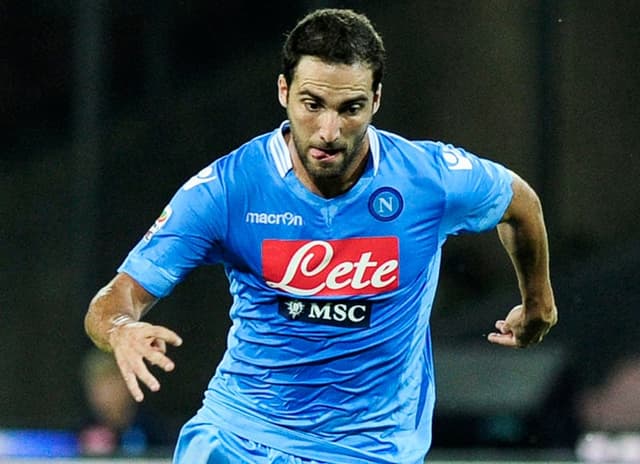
top-left (342, 102), bottom-right (365, 116)
top-left (303, 100), bottom-right (321, 112)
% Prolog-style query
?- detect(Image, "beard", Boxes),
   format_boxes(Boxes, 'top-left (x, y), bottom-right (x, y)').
top-left (289, 125), bottom-right (369, 181)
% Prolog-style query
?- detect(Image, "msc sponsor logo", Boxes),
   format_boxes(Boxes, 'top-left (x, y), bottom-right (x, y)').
top-left (246, 211), bottom-right (303, 226)
top-left (278, 297), bottom-right (371, 328)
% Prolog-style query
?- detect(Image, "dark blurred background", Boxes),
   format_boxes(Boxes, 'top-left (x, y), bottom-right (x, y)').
top-left (1, 0), bottom-right (639, 456)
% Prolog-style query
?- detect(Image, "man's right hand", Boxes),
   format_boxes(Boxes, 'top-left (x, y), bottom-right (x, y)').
top-left (85, 273), bottom-right (182, 402)
top-left (108, 319), bottom-right (183, 402)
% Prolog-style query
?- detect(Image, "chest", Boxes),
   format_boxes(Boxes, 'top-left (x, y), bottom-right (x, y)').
top-left (223, 173), bottom-right (444, 296)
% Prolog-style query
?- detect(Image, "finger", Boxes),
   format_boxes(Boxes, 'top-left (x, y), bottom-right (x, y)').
top-left (151, 338), bottom-right (167, 354)
top-left (487, 332), bottom-right (517, 347)
top-left (149, 326), bottom-right (183, 347)
top-left (119, 362), bottom-right (146, 402)
top-left (145, 349), bottom-right (176, 372)
top-left (495, 320), bottom-right (513, 335)
top-left (131, 357), bottom-right (161, 394)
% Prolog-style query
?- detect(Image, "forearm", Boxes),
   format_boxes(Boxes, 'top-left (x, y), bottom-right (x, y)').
top-left (498, 213), bottom-right (553, 308)
top-left (84, 273), bottom-right (156, 352)
top-left (85, 273), bottom-right (179, 401)
top-left (498, 176), bottom-right (556, 319)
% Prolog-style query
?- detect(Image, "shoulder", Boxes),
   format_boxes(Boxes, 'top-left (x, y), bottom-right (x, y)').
top-left (374, 128), bottom-right (440, 153)
top-left (378, 128), bottom-right (504, 175)
top-left (214, 130), bottom-right (275, 171)
top-left (182, 128), bottom-right (277, 194)
top-left (373, 128), bottom-right (449, 165)
top-left (371, 127), bottom-right (448, 182)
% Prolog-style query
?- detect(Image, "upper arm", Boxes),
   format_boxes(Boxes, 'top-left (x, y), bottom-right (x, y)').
top-left (117, 165), bottom-right (227, 298)
top-left (437, 144), bottom-right (514, 238)
top-left (499, 171), bottom-right (543, 225)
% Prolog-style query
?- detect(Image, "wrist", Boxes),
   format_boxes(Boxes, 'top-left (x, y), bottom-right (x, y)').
top-left (106, 314), bottom-right (139, 349)
top-left (110, 314), bottom-right (137, 328)
top-left (524, 294), bottom-right (557, 324)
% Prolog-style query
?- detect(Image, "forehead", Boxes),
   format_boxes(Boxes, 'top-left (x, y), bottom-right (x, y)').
top-left (291, 56), bottom-right (374, 97)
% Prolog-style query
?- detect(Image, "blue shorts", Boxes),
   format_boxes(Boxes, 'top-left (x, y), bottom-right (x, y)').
top-left (173, 416), bottom-right (327, 464)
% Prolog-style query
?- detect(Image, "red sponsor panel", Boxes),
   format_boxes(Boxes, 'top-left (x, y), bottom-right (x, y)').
top-left (262, 237), bottom-right (399, 296)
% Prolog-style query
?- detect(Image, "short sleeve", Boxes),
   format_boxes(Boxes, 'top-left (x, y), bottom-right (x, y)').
top-left (436, 143), bottom-right (513, 240)
top-left (118, 164), bottom-right (226, 297)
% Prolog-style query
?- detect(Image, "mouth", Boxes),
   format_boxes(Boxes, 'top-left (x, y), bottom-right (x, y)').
top-left (309, 147), bottom-right (342, 161)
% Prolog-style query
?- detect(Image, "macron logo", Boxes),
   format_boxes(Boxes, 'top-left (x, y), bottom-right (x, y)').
top-left (246, 211), bottom-right (304, 227)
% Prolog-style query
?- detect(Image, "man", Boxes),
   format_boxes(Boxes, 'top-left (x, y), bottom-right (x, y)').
top-left (85, 8), bottom-right (557, 464)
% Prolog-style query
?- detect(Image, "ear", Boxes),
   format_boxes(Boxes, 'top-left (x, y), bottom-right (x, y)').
top-left (277, 74), bottom-right (289, 108)
top-left (372, 83), bottom-right (382, 115)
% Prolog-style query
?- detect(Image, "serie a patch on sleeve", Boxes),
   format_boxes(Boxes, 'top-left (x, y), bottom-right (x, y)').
top-left (144, 205), bottom-right (172, 241)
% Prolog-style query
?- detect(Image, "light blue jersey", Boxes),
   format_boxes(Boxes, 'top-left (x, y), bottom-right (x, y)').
top-left (119, 121), bottom-right (513, 463)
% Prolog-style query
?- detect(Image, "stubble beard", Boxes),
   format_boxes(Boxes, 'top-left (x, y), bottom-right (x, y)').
top-left (291, 127), bottom-right (368, 183)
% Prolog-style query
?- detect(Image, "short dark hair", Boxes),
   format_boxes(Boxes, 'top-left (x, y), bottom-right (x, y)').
top-left (281, 8), bottom-right (386, 92)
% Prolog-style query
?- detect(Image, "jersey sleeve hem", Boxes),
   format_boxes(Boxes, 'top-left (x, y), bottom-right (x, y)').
top-left (117, 255), bottom-right (178, 298)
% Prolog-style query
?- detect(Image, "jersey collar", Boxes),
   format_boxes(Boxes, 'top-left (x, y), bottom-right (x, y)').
top-left (268, 120), bottom-right (380, 178)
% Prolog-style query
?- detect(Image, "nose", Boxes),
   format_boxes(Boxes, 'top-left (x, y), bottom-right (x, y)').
top-left (318, 111), bottom-right (341, 144)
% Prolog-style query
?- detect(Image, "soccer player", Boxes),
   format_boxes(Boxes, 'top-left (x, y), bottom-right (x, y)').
top-left (84, 8), bottom-right (557, 464)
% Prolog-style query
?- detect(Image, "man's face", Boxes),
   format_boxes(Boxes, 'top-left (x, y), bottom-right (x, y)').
top-left (278, 56), bottom-right (381, 194)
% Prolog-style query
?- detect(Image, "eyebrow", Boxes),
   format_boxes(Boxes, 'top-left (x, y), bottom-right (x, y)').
top-left (298, 89), bottom-right (369, 108)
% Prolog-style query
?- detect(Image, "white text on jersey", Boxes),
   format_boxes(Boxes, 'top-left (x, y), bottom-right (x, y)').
top-left (246, 211), bottom-right (304, 226)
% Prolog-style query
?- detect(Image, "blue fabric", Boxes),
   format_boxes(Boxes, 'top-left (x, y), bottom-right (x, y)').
top-left (173, 418), bottom-right (326, 464)
top-left (120, 121), bottom-right (513, 463)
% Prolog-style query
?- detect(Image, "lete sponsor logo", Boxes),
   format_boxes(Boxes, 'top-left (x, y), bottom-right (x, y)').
top-left (262, 237), bottom-right (399, 296)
